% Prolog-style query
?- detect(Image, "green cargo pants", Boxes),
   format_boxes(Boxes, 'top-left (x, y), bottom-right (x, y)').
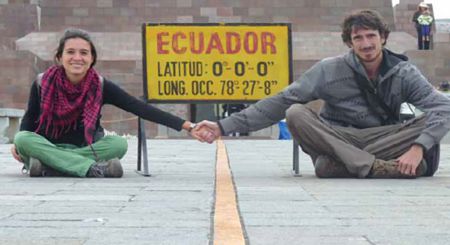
top-left (14, 131), bottom-right (128, 177)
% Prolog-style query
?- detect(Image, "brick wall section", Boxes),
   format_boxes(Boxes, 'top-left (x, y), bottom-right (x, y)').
top-left (37, 0), bottom-right (395, 32)
top-left (0, 50), bottom-right (45, 109)
top-left (0, 1), bottom-right (37, 50)
top-left (394, 0), bottom-right (420, 36)
top-left (406, 45), bottom-right (450, 84)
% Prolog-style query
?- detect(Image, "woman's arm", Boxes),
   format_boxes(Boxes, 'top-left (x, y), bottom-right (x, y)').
top-left (102, 80), bottom-right (187, 131)
top-left (20, 81), bottom-right (40, 131)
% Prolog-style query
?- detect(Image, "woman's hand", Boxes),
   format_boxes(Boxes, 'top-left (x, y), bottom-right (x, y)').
top-left (194, 120), bottom-right (221, 143)
top-left (191, 125), bottom-right (217, 144)
top-left (11, 145), bottom-right (23, 163)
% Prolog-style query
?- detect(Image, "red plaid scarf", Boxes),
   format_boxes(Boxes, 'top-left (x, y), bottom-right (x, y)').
top-left (36, 65), bottom-right (103, 145)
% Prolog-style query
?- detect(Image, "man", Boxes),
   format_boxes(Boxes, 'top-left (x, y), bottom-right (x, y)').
top-left (197, 10), bottom-right (450, 178)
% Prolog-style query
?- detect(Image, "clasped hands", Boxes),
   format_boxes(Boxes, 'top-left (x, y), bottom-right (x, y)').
top-left (189, 120), bottom-right (221, 144)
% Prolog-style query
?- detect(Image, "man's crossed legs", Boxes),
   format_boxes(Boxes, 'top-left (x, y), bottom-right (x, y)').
top-left (286, 104), bottom-right (428, 178)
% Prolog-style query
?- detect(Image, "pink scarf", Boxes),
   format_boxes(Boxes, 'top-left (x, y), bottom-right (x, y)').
top-left (36, 65), bottom-right (102, 144)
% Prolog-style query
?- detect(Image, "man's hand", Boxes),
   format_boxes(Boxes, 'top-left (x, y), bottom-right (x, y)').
top-left (195, 120), bottom-right (221, 144)
top-left (10, 146), bottom-right (23, 163)
top-left (396, 144), bottom-right (424, 176)
top-left (189, 125), bottom-right (213, 143)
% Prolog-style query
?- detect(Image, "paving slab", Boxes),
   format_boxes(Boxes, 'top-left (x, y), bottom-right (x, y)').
top-left (225, 140), bottom-right (450, 245)
top-left (0, 140), bottom-right (216, 245)
top-left (0, 139), bottom-right (449, 244)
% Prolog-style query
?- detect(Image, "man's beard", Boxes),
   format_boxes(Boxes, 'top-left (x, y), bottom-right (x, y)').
top-left (357, 47), bottom-right (382, 63)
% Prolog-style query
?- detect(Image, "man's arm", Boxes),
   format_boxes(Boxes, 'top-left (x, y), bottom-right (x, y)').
top-left (398, 64), bottom-right (450, 175)
top-left (404, 66), bottom-right (450, 150)
top-left (217, 62), bottom-right (323, 135)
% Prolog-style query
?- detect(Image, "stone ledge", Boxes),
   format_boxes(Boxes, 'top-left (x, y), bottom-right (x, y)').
top-left (0, 108), bottom-right (25, 144)
top-left (0, 108), bottom-right (24, 117)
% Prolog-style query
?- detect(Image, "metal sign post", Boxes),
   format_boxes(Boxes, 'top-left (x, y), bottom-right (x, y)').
top-left (137, 117), bottom-right (151, 176)
top-left (292, 139), bottom-right (301, 176)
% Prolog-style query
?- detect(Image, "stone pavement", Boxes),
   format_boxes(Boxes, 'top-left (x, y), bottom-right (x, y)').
top-left (0, 139), bottom-right (450, 245)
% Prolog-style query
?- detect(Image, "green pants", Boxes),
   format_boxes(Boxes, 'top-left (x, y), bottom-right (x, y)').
top-left (14, 131), bottom-right (128, 177)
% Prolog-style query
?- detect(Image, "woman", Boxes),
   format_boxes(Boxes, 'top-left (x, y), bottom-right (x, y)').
top-left (11, 28), bottom-right (203, 178)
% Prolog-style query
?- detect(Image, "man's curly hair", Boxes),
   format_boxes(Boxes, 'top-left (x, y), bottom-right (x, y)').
top-left (341, 10), bottom-right (390, 47)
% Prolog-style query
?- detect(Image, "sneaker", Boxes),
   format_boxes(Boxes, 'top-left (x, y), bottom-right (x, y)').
top-left (87, 158), bottom-right (123, 178)
top-left (314, 155), bottom-right (353, 178)
top-left (29, 157), bottom-right (44, 177)
top-left (28, 157), bottom-right (65, 177)
top-left (368, 159), bottom-right (427, 178)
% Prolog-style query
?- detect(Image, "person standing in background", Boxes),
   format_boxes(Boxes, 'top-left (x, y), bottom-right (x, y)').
top-left (412, 2), bottom-right (432, 50)
top-left (417, 9), bottom-right (434, 50)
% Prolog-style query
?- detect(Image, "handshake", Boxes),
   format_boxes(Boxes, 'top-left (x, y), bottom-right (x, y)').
top-left (188, 120), bottom-right (222, 144)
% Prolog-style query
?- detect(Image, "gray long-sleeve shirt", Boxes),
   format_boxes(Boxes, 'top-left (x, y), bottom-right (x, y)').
top-left (219, 49), bottom-right (450, 150)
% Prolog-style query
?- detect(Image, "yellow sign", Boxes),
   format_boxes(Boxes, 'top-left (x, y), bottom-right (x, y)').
top-left (143, 24), bottom-right (292, 102)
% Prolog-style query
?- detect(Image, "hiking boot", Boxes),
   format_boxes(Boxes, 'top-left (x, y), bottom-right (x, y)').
top-left (87, 158), bottom-right (123, 178)
top-left (314, 155), bottom-right (353, 178)
top-left (368, 159), bottom-right (427, 178)
top-left (28, 157), bottom-right (65, 177)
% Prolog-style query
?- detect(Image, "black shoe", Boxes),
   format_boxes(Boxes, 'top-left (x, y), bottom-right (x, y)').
top-left (87, 158), bottom-right (123, 178)
top-left (29, 157), bottom-right (44, 177)
top-left (314, 155), bottom-right (353, 178)
top-left (28, 157), bottom-right (65, 177)
top-left (416, 159), bottom-right (428, 177)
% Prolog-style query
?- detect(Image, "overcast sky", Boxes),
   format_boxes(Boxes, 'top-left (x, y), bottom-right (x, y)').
top-left (392, 0), bottom-right (449, 19)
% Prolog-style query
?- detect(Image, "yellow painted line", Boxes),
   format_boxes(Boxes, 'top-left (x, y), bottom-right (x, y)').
top-left (214, 139), bottom-right (245, 245)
